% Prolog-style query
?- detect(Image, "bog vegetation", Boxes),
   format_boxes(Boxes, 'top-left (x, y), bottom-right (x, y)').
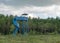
top-left (0, 14), bottom-right (60, 35)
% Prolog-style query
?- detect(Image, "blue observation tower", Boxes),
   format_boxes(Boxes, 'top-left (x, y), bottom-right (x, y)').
top-left (13, 13), bottom-right (28, 35)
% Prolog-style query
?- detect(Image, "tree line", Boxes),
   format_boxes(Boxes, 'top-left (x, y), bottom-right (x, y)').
top-left (0, 14), bottom-right (60, 35)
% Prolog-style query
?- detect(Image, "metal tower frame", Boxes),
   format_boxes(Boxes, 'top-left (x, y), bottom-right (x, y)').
top-left (13, 16), bottom-right (28, 35)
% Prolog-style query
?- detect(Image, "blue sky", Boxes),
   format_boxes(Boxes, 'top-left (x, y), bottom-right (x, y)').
top-left (0, 0), bottom-right (60, 18)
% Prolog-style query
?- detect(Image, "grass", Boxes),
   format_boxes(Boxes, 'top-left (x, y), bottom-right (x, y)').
top-left (0, 34), bottom-right (60, 43)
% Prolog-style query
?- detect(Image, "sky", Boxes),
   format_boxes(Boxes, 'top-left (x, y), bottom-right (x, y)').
top-left (0, 0), bottom-right (60, 18)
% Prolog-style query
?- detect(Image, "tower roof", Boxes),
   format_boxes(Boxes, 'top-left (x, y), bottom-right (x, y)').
top-left (22, 13), bottom-right (28, 15)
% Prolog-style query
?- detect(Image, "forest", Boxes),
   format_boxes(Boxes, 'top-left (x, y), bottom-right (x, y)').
top-left (0, 14), bottom-right (60, 35)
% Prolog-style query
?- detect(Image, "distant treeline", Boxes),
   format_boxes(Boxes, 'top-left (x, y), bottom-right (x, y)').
top-left (0, 14), bottom-right (60, 35)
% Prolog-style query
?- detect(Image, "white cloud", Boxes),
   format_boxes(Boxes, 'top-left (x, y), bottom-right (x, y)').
top-left (17, 5), bottom-right (60, 18)
top-left (0, 3), bottom-right (60, 18)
